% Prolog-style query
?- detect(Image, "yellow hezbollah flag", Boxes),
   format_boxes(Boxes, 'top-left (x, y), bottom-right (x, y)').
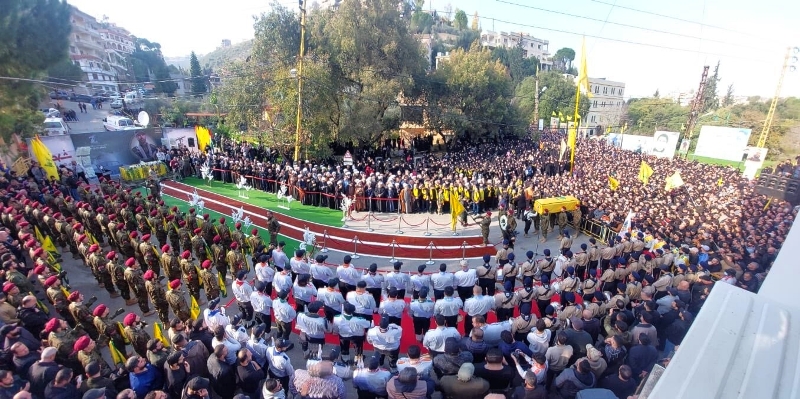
top-left (576, 37), bottom-right (591, 98)
top-left (190, 295), bottom-right (200, 320)
top-left (638, 161), bottom-right (654, 185)
top-left (109, 341), bottom-right (127, 366)
top-left (218, 272), bottom-right (227, 297)
top-left (195, 126), bottom-right (212, 153)
top-left (450, 192), bottom-right (465, 231)
top-left (117, 322), bottom-right (131, 344)
top-left (608, 176), bottom-right (620, 191)
top-left (153, 322), bottom-right (170, 347)
top-left (30, 136), bottom-right (60, 180)
top-left (665, 172), bottom-right (685, 192)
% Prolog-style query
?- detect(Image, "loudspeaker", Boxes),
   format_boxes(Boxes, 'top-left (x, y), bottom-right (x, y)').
top-left (188, 137), bottom-right (195, 147)
top-left (756, 173), bottom-right (800, 205)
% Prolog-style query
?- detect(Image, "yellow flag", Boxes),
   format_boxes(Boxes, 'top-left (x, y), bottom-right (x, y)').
top-left (664, 172), bottom-right (685, 192)
top-left (450, 192), bottom-right (465, 231)
top-left (717, 177), bottom-right (723, 187)
top-left (638, 161), bottom-right (654, 185)
top-left (117, 322), bottom-right (131, 344)
top-left (576, 37), bottom-right (591, 98)
top-left (195, 126), bottom-right (212, 153)
top-left (30, 136), bottom-right (60, 181)
top-left (218, 272), bottom-right (227, 297)
top-left (558, 111), bottom-right (564, 121)
top-left (109, 341), bottom-right (127, 365)
top-left (763, 198), bottom-right (772, 211)
top-left (608, 176), bottom-right (619, 191)
top-left (551, 111), bottom-right (557, 117)
top-left (34, 226), bottom-right (46, 243)
top-left (190, 295), bottom-right (200, 320)
top-left (153, 322), bottom-right (170, 347)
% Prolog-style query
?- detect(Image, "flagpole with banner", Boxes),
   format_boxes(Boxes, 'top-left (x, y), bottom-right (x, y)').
top-left (570, 37), bottom-right (591, 173)
top-left (30, 135), bottom-right (60, 181)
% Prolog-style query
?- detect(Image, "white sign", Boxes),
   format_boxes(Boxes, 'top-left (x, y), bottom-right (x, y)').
top-left (343, 150), bottom-right (353, 166)
top-left (678, 139), bottom-right (690, 154)
top-left (34, 135), bottom-right (76, 167)
top-left (650, 131), bottom-right (681, 159)
top-left (694, 126), bottom-right (752, 162)
top-left (606, 134), bottom-right (653, 154)
top-left (743, 147), bottom-right (768, 180)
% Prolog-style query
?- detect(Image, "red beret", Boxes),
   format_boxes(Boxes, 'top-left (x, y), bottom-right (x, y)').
top-left (169, 279), bottom-right (181, 289)
top-left (171, 206), bottom-right (178, 212)
top-left (158, 200), bottom-right (164, 205)
top-left (106, 251), bottom-right (116, 260)
top-left (53, 212), bottom-right (62, 218)
top-left (92, 304), bottom-right (107, 317)
top-left (143, 270), bottom-right (154, 280)
top-left (219, 217), bottom-right (226, 224)
top-left (123, 313), bottom-right (137, 326)
top-left (44, 276), bottom-right (59, 287)
top-left (73, 223), bottom-right (82, 230)
top-left (189, 208), bottom-right (195, 214)
top-left (202, 260), bottom-right (212, 268)
top-left (68, 291), bottom-right (81, 301)
top-left (166, 215), bottom-right (174, 221)
top-left (77, 234), bottom-right (87, 242)
top-left (42, 207), bottom-right (51, 213)
top-left (230, 242), bottom-right (238, 249)
top-left (19, 221), bottom-right (30, 227)
top-left (125, 258), bottom-right (136, 267)
top-left (193, 228), bottom-right (202, 235)
top-left (203, 214), bottom-right (210, 220)
top-left (235, 222), bottom-right (242, 229)
top-left (33, 265), bottom-right (45, 274)
top-left (181, 250), bottom-right (191, 259)
top-left (24, 239), bottom-right (36, 248)
top-left (150, 210), bottom-right (157, 216)
top-left (161, 245), bottom-right (170, 252)
top-left (96, 207), bottom-right (104, 213)
top-left (2, 282), bottom-right (16, 293)
top-left (251, 229), bottom-right (258, 235)
top-left (32, 248), bottom-right (44, 257)
top-left (135, 206), bottom-right (143, 212)
top-left (129, 231), bottom-right (138, 239)
top-left (20, 233), bottom-right (31, 241)
top-left (178, 220), bottom-right (186, 227)
top-left (135, 191), bottom-right (141, 197)
top-left (108, 214), bottom-right (117, 220)
top-left (213, 235), bottom-right (221, 243)
top-left (125, 188), bottom-right (132, 193)
top-left (73, 335), bottom-right (91, 352)
top-left (141, 234), bottom-right (151, 241)
top-left (89, 244), bottom-right (99, 252)
top-left (13, 215), bottom-right (23, 221)
top-left (44, 318), bottom-right (60, 333)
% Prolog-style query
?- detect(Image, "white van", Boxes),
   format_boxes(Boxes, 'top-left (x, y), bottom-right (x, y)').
top-left (103, 115), bottom-right (138, 131)
top-left (123, 91), bottom-right (140, 103)
top-left (43, 117), bottom-right (70, 135)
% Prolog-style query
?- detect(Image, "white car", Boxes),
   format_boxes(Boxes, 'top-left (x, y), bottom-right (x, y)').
top-left (103, 116), bottom-right (138, 131)
top-left (110, 99), bottom-right (123, 109)
top-left (43, 117), bottom-right (70, 135)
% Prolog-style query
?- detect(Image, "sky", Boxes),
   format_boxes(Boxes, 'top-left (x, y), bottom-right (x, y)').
top-left (67, 0), bottom-right (800, 99)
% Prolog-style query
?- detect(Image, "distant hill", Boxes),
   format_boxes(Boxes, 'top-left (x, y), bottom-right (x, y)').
top-left (164, 40), bottom-right (254, 72)
top-left (199, 40), bottom-right (253, 71)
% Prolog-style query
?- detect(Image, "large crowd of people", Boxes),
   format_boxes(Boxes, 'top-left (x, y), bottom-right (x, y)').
top-left (0, 131), bottom-right (794, 399)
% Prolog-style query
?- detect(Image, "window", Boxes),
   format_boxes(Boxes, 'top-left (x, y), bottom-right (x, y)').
top-left (92, 73), bottom-right (98, 80)
top-left (591, 115), bottom-right (596, 122)
top-left (611, 88), bottom-right (615, 95)
top-left (594, 86), bottom-right (599, 94)
top-left (89, 62), bottom-right (94, 68)
top-left (593, 100), bottom-right (598, 108)
top-left (603, 87), bottom-right (608, 94)
top-left (619, 89), bottom-right (623, 96)
top-left (601, 101), bottom-right (606, 107)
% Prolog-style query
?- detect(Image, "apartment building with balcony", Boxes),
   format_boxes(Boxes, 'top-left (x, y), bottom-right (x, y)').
top-left (585, 77), bottom-right (626, 132)
top-left (480, 30), bottom-right (553, 70)
top-left (68, 6), bottom-right (122, 93)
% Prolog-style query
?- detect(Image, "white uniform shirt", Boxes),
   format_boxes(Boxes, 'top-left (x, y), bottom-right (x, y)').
top-left (203, 307), bottom-right (229, 331)
top-left (346, 291), bottom-right (377, 315)
top-left (311, 263), bottom-right (334, 282)
top-left (422, 326), bottom-right (461, 352)
top-left (410, 274), bottom-right (431, 292)
top-left (266, 345), bottom-right (295, 377)
top-left (250, 291), bottom-right (273, 315)
top-left (455, 269), bottom-right (478, 287)
top-left (272, 272), bottom-right (293, 295)
top-left (290, 257), bottom-right (310, 275)
top-left (363, 273), bottom-right (384, 290)
top-left (464, 294), bottom-right (495, 316)
top-left (272, 250), bottom-right (289, 269)
top-left (292, 283), bottom-right (318, 303)
top-left (409, 299), bottom-right (434, 318)
top-left (431, 272), bottom-right (456, 290)
top-left (378, 298), bottom-right (406, 319)
top-left (367, 325), bottom-right (402, 351)
top-left (333, 314), bottom-right (371, 337)
top-left (272, 299), bottom-right (297, 323)
top-left (296, 313), bottom-right (328, 339)
top-left (316, 289), bottom-right (346, 309)
top-left (433, 296), bottom-right (463, 317)
top-left (255, 262), bottom-right (275, 283)
top-left (337, 265), bottom-right (362, 286)
top-left (232, 280), bottom-right (254, 303)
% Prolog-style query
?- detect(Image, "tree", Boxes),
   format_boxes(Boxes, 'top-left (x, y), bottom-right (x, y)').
top-left (0, 0), bottom-right (73, 140)
top-left (520, 70), bottom-right (589, 125)
top-left (46, 59), bottom-right (84, 87)
top-left (251, 2), bottom-right (302, 68)
top-left (702, 61), bottom-right (721, 113)
top-left (722, 83), bottom-right (735, 107)
top-left (553, 47), bottom-right (575, 72)
top-left (129, 38), bottom-right (176, 95)
top-left (626, 98), bottom-right (687, 133)
top-left (189, 51), bottom-right (207, 95)
top-left (453, 9), bottom-right (468, 30)
top-left (471, 11), bottom-right (479, 30)
top-left (410, 9), bottom-right (434, 33)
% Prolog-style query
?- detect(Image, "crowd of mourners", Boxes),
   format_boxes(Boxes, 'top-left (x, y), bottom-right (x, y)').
top-left (0, 130), bottom-right (793, 399)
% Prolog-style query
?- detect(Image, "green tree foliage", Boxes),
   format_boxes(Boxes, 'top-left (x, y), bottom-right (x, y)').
top-left (428, 45), bottom-right (519, 139)
top-left (251, 2), bottom-right (302, 68)
top-left (454, 30), bottom-right (481, 51)
top-left (471, 11), bottom-right (479, 31)
top-left (410, 10), bottom-right (434, 33)
top-left (626, 98), bottom-right (688, 133)
top-left (702, 61), bottom-right (721, 113)
top-left (519, 71), bottom-right (589, 124)
top-left (46, 59), bottom-right (84, 87)
top-left (553, 47), bottom-right (575, 72)
top-left (189, 51), bottom-right (206, 95)
top-left (453, 9), bottom-right (468, 30)
top-left (722, 83), bottom-right (735, 107)
top-left (0, 0), bottom-right (72, 139)
top-left (491, 47), bottom-right (538, 86)
top-left (129, 38), bottom-right (176, 95)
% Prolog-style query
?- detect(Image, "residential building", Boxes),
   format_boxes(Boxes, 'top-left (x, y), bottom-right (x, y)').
top-left (318, 0), bottom-right (342, 10)
top-left (434, 52), bottom-right (451, 69)
top-left (99, 23), bottom-right (134, 91)
top-left (221, 39), bottom-right (232, 48)
top-left (480, 30), bottom-right (553, 70)
top-left (68, 6), bottom-right (120, 93)
top-left (584, 77), bottom-right (626, 133)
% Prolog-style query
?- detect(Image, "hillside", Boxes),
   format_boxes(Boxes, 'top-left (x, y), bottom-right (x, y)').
top-left (199, 40), bottom-right (254, 71)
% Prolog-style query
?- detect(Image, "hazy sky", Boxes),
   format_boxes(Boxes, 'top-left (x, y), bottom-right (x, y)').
top-left (67, 0), bottom-right (800, 99)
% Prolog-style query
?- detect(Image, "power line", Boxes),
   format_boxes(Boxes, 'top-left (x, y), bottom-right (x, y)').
top-left (495, 0), bottom-right (772, 51)
top-left (589, 0), bottom-right (779, 43)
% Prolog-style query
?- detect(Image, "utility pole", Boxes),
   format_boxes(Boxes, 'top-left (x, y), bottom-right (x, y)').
top-left (681, 66), bottom-right (709, 158)
top-left (293, 0), bottom-right (307, 163)
top-left (757, 46), bottom-right (797, 148)
top-left (533, 76), bottom-right (539, 131)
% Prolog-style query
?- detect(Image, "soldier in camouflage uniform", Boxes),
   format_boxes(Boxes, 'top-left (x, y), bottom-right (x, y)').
top-left (161, 245), bottom-right (182, 282)
top-left (198, 260), bottom-right (220, 302)
top-left (86, 244), bottom-right (105, 288)
top-left (217, 217), bottom-right (232, 250)
top-left (246, 229), bottom-right (264, 259)
top-left (226, 242), bottom-right (247, 277)
top-left (122, 313), bottom-right (151, 358)
top-left (144, 270), bottom-right (170, 325)
top-left (124, 257), bottom-right (155, 316)
top-left (107, 251), bottom-right (136, 306)
top-left (267, 211), bottom-right (281, 246)
top-left (135, 210), bottom-right (152, 236)
top-left (92, 304), bottom-right (125, 351)
top-left (75, 336), bottom-right (114, 378)
top-left (129, 232), bottom-right (147, 272)
top-left (180, 250), bottom-right (202, 304)
top-left (96, 208), bottom-right (110, 246)
top-left (211, 235), bottom-right (227, 282)
top-left (67, 291), bottom-right (99, 339)
top-left (106, 214), bottom-right (120, 250)
top-left (166, 280), bottom-right (191, 322)
top-left (200, 214), bottom-right (215, 244)
top-left (139, 234), bottom-right (160, 276)
top-left (178, 220), bottom-right (192, 254)
top-left (150, 210), bottom-right (168, 248)
top-left (231, 222), bottom-right (246, 251)
top-left (116, 226), bottom-right (135, 259)
top-left (166, 214), bottom-right (180, 253)
top-left (44, 275), bottom-right (75, 326)
top-left (185, 208), bottom-right (198, 232)
top-left (191, 228), bottom-right (208, 263)
top-left (120, 204), bottom-right (137, 232)
top-left (46, 318), bottom-right (86, 374)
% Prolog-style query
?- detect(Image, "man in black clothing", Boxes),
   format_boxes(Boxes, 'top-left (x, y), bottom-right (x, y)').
top-left (599, 365), bottom-right (638, 399)
top-left (207, 345), bottom-right (236, 399)
top-left (627, 335), bottom-right (659, 382)
top-left (28, 347), bottom-right (62, 399)
top-left (511, 370), bottom-right (547, 399)
top-left (235, 348), bottom-right (264, 398)
top-left (17, 295), bottom-right (50, 338)
top-left (164, 351), bottom-right (192, 399)
top-left (45, 368), bottom-right (81, 399)
top-left (79, 361), bottom-right (117, 397)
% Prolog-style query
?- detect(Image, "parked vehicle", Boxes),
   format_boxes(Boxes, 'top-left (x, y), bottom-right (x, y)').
top-left (103, 115), bottom-right (138, 131)
top-left (110, 99), bottom-right (123, 109)
top-left (49, 90), bottom-right (69, 100)
top-left (69, 93), bottom-right (93, 102)
top-left (43, 117), bottom-right (70, 135)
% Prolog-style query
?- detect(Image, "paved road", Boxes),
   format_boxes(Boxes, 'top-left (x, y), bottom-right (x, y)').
top-left (43, 99), bottom-right (114, 133)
